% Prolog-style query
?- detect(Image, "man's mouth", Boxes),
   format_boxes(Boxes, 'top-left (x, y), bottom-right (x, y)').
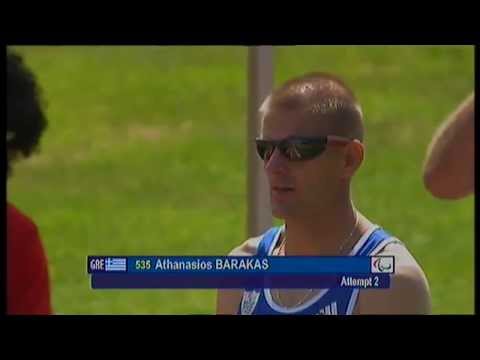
top-left (272, 186), bottom-right (295, 192)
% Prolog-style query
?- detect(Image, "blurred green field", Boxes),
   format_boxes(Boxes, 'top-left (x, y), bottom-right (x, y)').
top-left (8, 45), bottom-right (474, 314)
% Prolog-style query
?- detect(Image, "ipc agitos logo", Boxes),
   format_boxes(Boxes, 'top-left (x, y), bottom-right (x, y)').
top-left (371, 256), bottom-right (394, 273)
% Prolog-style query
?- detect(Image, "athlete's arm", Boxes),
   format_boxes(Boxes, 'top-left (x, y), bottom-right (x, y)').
top-left (216, 237), bottom-right (261, 315)
top-left (357, 243), bottom-right (431, 314)
top-left (423, 93), bottom-right (475, 200)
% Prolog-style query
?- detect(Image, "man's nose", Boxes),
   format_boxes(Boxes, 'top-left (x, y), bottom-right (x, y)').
top-left (265, 147), bottom-right (289, 174)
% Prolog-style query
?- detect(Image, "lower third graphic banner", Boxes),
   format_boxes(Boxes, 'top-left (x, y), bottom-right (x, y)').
top-left (88, 256), bottom-right (393, 289)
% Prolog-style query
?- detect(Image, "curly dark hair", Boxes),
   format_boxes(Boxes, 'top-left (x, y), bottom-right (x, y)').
top-left (7, 50), bottom-right (48, 178)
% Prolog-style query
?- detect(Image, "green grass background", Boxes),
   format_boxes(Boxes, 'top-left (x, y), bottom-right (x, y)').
top-left (8, 45), bottom-right (474, 314)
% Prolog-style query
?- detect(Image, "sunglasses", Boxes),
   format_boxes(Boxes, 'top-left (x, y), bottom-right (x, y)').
top-left (255, 135), bottom-right (354, 162)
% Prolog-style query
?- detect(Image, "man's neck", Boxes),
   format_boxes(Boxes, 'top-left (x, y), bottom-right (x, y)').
top-left (283, 202), bottom-right (361, 256)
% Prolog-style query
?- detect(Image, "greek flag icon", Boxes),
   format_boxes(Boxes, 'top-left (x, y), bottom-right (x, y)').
top-left (105, 257), bottom-right (127, 272)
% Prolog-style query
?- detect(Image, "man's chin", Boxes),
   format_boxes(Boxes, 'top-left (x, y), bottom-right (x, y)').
top-left (271, 205), bottom-right (292, 220)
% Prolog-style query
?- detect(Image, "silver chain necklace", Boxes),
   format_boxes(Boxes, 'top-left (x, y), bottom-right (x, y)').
top-left (274, 211), bottom-right (359, 308)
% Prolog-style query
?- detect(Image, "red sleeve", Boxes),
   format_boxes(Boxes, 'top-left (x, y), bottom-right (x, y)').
top-left (7, 204), bottom-right (53, 315)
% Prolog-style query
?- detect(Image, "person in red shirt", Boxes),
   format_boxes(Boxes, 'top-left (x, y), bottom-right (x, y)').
top-left (7, 50), bottom-right (52, 314)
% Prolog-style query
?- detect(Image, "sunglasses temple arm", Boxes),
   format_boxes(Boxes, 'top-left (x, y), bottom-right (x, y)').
top-left (327, 136), bottom-right (356, 146)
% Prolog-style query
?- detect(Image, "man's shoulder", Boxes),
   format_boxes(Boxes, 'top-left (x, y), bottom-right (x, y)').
top-left (228, 235), bottom-right (263, 256)
top-left (217, 235), bottom-right (265, 314)
top-left (358, 240), bottom-right (432, 314)
top-left (7, 202), bottom-right (37, 232)
top-left (7, 202), bottom-right (40, 248)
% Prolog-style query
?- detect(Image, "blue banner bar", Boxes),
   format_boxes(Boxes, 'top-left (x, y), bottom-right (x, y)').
top-left (88, 256), bottom-right (394, 275)
top-left (91, 273), bottom-right (390, 289)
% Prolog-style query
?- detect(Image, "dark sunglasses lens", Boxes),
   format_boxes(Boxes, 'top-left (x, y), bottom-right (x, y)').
top-left (256, 141), bottom-right (274, 160)
top-left (283, 142), bottom-right (326, 161)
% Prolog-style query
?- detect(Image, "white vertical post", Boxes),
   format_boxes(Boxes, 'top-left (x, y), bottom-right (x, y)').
top-left (247, 46), bottom-right (274, 238)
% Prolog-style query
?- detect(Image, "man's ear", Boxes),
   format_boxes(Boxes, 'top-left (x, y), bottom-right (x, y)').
top-left (342, 140), bottom-right (364, 179)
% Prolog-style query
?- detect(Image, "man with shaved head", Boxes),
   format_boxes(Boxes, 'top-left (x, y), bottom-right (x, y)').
top-left (217, 72), bottom-right (431, 315)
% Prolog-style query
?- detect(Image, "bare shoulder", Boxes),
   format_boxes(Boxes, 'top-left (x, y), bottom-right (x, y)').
top-left (357, 240), bottom-right (432, 315)
top-left (228, 235), bottom-right (263, 256)
top-left (216, 236), bottom-right (262, 315)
